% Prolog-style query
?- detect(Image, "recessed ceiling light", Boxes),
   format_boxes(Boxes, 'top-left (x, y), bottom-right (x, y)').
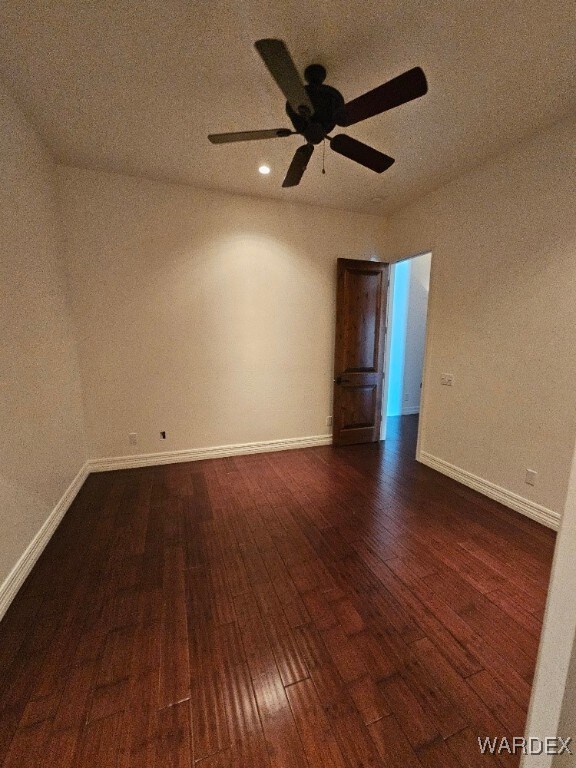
top-left (258, 165), bottom-right (271, 175)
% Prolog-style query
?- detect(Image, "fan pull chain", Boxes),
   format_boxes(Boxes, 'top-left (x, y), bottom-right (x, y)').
top-left (322, 139), bottom-right (326, 175)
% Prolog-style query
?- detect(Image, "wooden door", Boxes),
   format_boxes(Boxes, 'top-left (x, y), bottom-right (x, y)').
top-left (332, 258), bottom-right (389, 446)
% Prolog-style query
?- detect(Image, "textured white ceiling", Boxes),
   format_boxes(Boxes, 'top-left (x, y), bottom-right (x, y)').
top-left (0, 0), bottom-right (574, 214)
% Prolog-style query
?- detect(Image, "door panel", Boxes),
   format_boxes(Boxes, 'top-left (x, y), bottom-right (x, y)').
top-left (342, 270), bottom-right (381, 372)
top-left (333, 258), bottom-right (389, 446)
top-left (339, 384), bottom-right (379, 429)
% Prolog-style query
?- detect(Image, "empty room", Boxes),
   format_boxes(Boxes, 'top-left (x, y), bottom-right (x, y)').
top-left (1, 2), bottom-right (576, 767)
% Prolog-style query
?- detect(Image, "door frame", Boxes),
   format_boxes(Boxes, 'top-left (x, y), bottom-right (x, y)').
top-left (380, 251), bottom-right (433, 460)
top-left (379, 262), bottom-right (395, 443)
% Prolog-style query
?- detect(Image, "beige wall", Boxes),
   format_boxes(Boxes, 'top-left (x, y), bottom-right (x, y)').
top-left (57, 167), bottom-right (388, 459)
top-left (0, 81), bottom-right (86, 598)
top-left (384, 116), bottom-right (576, 519)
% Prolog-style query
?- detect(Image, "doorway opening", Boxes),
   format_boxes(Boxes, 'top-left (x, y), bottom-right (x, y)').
top-left (381, 252), bottom-right (432, 446)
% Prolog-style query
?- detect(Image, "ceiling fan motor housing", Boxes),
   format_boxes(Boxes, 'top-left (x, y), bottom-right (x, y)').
top-left (286, 73), bottom-right (345, 144)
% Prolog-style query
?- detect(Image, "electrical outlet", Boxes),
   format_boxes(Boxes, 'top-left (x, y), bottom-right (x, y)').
top-left (160, 431), bottom-right (166, 439)
top-left (326, 416), bottom-right (333, 427)
top-left (525, 469), bottom-right (537, 486)
top-left (129, 432), bottom-right (137, 445)
top-left (441, 373), bottom-right (455, 386)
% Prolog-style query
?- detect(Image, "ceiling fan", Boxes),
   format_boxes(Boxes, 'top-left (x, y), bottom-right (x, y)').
top-left (208, 39), bottom-right (428, 188)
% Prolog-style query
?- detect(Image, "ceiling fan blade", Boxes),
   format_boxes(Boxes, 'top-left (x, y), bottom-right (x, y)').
top-left (282, 144), bottom-right (314, 187)
top-left (255, 39), bottom-right (313, 115)
top-left (337, 67), bottom-right (428, 127)
top-left (330, 134), bottom-right (394, 173)
top-left (208, 128), bottom-right (293, 144)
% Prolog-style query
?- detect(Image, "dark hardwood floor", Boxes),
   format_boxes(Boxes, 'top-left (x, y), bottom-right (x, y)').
top-left (0, 415), bottom-right (556, 767)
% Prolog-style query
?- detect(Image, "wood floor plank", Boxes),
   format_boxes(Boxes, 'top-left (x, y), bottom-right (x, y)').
top-left (417, 738), bottom-right (467, 768)
top-left (96, 626), bottom-right (136, 688)
top-left (484, 588), bottom-right (543, 638)
top-left (249, 670), bottom-right (308, 768)
top-left (18, 691), bottom-right (61, 729)
top-left (294, 624), bottom-right (383, 767)
top-left (190, 666), bottom-right (230, 761)
top-left (347, 675), bottom-right (390, 725)
top-left (86, 678), bottom-right (130, 724)
top-left (1, 720), bottom-right (51, 768)
top-left (285, 678), bottom-right (348, 768)
top-left (72, 712), bottom-right (123, 768)
top-left (0, 707), bottom-right (23, 765)
top-left (400, 651), bottom-right (468, 740)
top-left (368, 714), bottom-right (422, 768)
top-left (52, 661), bottom-right (98, 732)
top-left (43, 728), bottom-right (81, 768)
top-left (0, 415), bottom-right (554, 768)
top-left (118, 670), bottom-right (158, 768)
top-left (319, 624), bottom-right (368, 683)
top-left (156, 700), bottom-right (193, 768)
top-left (378, 673), bottom-right (440, 749)
top-left (261, 610), bottom-right (310, 687)
top-left (410, 637), bottom-right (524, 753)
top-left (466, 670), bottom-right (528, 735)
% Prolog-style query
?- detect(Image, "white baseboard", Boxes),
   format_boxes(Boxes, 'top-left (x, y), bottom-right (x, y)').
top-left (401, 405), bottom-right (420, 415)
top-left (418, 451), bottom-right (560, 530)
top-left (0, 462), bottom-right (90, 621)
top-left (88, 433), bottom-right (333, 472)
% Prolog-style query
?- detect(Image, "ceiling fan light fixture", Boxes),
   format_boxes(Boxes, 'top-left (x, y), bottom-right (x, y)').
top-left (208, 39), bottom-right (427, 188)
